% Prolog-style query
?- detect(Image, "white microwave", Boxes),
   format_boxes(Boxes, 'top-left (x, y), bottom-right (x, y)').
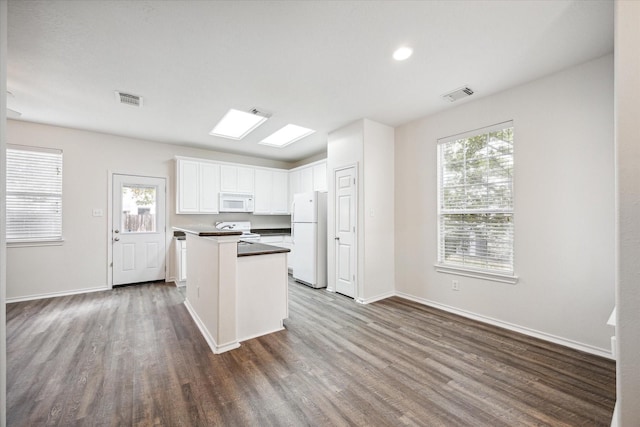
top-left (219, 192), bottom-right (254, 213)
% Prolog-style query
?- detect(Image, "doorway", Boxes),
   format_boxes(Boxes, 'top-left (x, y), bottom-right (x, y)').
top-left (111, 174), bottom-right (166, 286)
top-left (334, 166), bottom-right (357, 298)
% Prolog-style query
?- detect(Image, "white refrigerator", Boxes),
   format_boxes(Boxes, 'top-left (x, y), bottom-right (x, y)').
top-left (292, 191), bottom-right (327, 288)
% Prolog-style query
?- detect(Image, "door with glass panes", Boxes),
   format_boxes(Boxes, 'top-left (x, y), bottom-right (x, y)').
top-left (112, 174), bottom-right (166, 285)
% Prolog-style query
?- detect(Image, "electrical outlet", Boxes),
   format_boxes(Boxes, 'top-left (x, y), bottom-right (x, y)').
top-left (452, 280), bottom-right (460, 291)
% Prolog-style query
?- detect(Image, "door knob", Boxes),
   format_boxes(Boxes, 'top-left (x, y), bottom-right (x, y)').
top-left (114, 237), bottom-right (120, 242)
top-left (114, 229), bottom-right (120, 233)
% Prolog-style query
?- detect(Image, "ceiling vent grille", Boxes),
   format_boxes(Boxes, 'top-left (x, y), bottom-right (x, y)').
top-left (115, 91), bottom-right (143, 107)
top-left (442, 86), bottom-right (474, 103)
top-left (249, 107), bottom-right (271, 119)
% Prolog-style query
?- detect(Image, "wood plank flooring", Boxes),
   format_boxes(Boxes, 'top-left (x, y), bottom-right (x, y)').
top-left (7, 280), bottom-right (616, 426)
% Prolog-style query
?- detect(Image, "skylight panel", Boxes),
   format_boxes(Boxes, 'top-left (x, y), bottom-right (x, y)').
top-left (209, 109), bottom-right (269, 140)
top-left (260, 124), bottom-right (315, 148)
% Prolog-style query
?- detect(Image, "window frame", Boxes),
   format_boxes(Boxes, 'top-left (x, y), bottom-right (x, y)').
top-left (434, 121), bottom-right (518, 284)
top-left (6, 144), bottom-right (64, 247)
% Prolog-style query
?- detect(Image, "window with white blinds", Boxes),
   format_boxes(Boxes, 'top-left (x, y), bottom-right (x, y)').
top-left (437, 121), bottom-right (514, 277)
top-left (6, 145), bottom-right (63, 243)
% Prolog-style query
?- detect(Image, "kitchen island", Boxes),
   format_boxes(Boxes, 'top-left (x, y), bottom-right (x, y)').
top-left (174, 227), bottom-right (290, 354)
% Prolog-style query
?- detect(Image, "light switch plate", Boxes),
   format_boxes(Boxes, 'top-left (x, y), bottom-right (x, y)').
top-left (92, 208), bottom-right (104, 217)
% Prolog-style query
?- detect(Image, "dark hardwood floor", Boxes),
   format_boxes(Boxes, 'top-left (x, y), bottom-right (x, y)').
top-left (7, 280), bottom-right (616, 426)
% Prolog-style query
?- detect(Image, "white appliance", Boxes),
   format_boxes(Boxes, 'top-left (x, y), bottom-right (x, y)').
top-left (219, 193), bottom-right (254, 213)
top-left (292, 191), bottom-right (327, 288)
top-left (215, 221), bottom-right (261, 241)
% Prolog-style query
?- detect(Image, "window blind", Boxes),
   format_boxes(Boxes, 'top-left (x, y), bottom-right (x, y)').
top-left (437, 121), bottom-right (514, 274)
top-left (6, 145), bottom-right (63, 242)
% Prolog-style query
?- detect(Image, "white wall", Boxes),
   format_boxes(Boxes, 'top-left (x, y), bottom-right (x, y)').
top-left (614, 1), bottom-right (640, 424)
top-left (394, 54), bottom-right (615, 355)
top-left (327, 120), bottom-right (363, 294)
top-left (1, 0), bottom-right (8, 424)
top-left (327, 119), bottom-right (395, 302)
top-left (6, 120), bottom-right (293, 300)
top-left (362, 119), bottom-right (395, 301)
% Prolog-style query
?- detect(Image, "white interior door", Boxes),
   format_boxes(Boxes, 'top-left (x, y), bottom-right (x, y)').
top-left (334, 167), bottom-right (356, 298)
top-left (112, 174), bottom-right (166, 286)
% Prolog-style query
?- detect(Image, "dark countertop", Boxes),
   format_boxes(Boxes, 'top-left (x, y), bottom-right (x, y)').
top-left (237, 241), bottom-right (291, 257)
top-left (252, 228), bottom-right (291, 236)
top-left (173, 226), bottom-right (243, 237)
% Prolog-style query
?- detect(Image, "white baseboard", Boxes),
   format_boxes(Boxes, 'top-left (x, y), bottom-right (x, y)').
top-left (239, 325), bottom-right (285, 343)
top-left (395, 291), bottom-right (614, 360)
top-left (357, 291), bottom-right (395, 305)
top-left (6, 285), bottom-right (110, 303)
top-left (183, 299), bottom-right (240, 354)
top-left (610, 401), bottom-right (618, 427)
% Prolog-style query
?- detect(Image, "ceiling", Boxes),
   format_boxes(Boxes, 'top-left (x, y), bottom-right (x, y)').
top-left (7, 0), bottom-right (613, 163)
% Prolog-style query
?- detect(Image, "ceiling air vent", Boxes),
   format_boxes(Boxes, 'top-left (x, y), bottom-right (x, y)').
top-left (248, 107), bottom-right (271, 119)
top-left (114, 91), bottom-right (143, 107)
top-left (442, 86), bottom-right (474, 103)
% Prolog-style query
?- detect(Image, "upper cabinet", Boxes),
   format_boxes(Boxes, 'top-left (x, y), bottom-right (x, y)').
top-left (220, 165), bottom-right (254, 194)
top-left (288, 160), bottom-right (328, 209)
top-left (254, 169), bottom-right (289, 215)
top-left (300, 167), bottom-right (313, 193)
top-left (176, 157), bottom-right (326, 216)
top-left (272, 171), bottom-right (289, 214)
top-left (289, 169), bottom-right (301, 206)
top-left (253, 169), bottom-right (272, 214)
top-left (176, 158), bottom-right (220, 214)
top-left (312, 162), bottom-right (328, 192)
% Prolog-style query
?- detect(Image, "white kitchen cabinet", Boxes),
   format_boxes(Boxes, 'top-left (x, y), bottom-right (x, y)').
top-left (178, 159), bottom-right (199, 213)
top-left (254, 169), bottom-right (289, 215)
top-left (288, 160), bottom-right (328, 212)
top-left (220, 165), bottom-right (254, 194)
top-left (272, 171), bottom-right (289, 214)
top-left (176, 158), bottom-right (219, 214)
top-left (238, 167), bottom-right (254, 193)
top-left (301, 167), bottom-right (313, 193)
top-left (313, 162), bottom-right (327, 192)
top-left (253, 169), bottom-right (273, 214)
top-left (289, 170), bottom-right (301, 212)
top-left (199, 162), bottom-right (219, 213)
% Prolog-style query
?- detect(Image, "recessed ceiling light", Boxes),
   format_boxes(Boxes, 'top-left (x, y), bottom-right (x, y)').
top-left (260, 124), bottom-right (315, 148)
top-left (209, 108), bottom-right (269, 140)
top-left (393, 46), bottom-right (413, 61)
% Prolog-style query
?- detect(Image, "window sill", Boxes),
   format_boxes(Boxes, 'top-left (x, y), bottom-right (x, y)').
top-left (7, 239), bottom-right (64, 248)
top-left (435, 264), bottom-right (518, 284)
